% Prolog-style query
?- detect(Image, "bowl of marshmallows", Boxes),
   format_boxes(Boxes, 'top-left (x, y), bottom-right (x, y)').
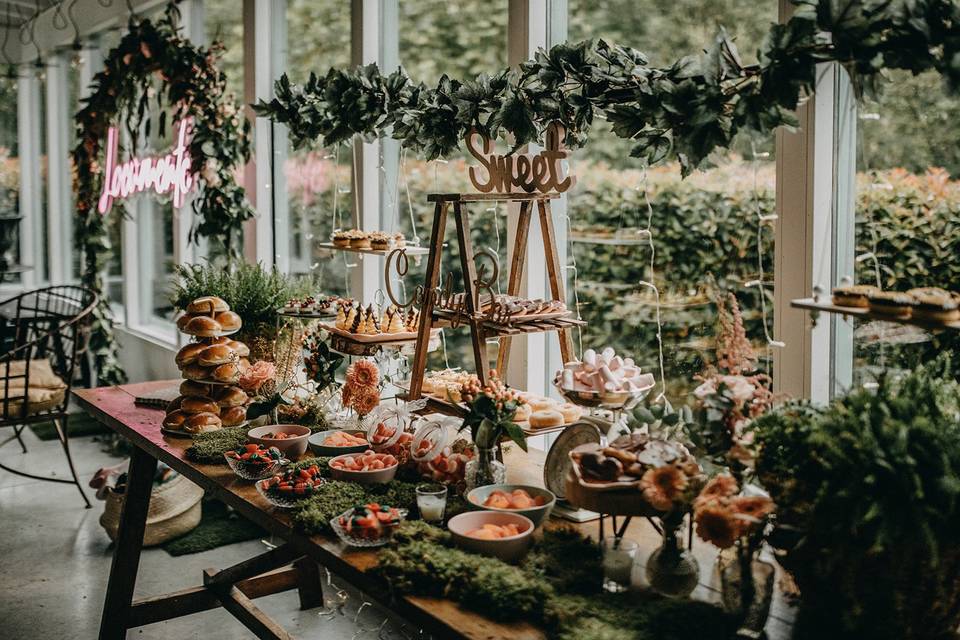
top-left (554, 347), bottom-right (656, 410)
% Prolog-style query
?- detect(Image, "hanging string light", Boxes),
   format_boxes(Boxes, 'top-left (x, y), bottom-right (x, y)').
top-left (634, 165), bottom-right (667, 403)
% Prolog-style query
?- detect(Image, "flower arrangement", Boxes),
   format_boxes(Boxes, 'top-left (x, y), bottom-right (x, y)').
top-left (689, 293), bottom-right (773, 478)
top-left (459, 370), bottom-right (527, 451)
top-left (341, 360), bottom-right (381, 417)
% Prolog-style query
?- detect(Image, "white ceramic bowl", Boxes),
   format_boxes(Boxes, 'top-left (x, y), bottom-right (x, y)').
top-left (447, 511), bottom-right (534, 563)
top-left (328, 452), bottom-right (399, 484)
top-left (247, 424), bottom-right (311, 459)
top-left (465, 484), bottom-right (556, 528)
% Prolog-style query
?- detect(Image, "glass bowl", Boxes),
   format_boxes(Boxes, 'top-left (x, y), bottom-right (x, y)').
top-left (329, 506), bottom-right (408, 547)
top-left (224, 452), bottom-right (288, 481)
top-left (255, 474), bottom-right (325, 508)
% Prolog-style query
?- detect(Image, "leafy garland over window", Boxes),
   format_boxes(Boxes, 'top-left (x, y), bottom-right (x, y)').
top-left (73, 3), bottom-right (253, 383)
top-left (255, 0), bottom-right (960, 176)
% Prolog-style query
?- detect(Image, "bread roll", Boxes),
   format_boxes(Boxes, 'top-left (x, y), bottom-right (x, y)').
top-left (165, 396), bottom-right (184, 413)
top-left (175, 343), bottom-right (207, 367)
top-left (176, 314), bottom-right (194, 331)
top-left (184, 315), bottom-right (223, 337)
top-left (212, 362), bottom-right (241, 383)
top-left (238, 357), bottom-right (251, 371)
top-left (198, 344), bottom-right (236, 367)
top-left (226, 339), bottom-right (250, 357)
top-left (182, 363), bottom-right (212, 381)
top-left (184, 412), bottom-right (222, 434)
top-left (181, 396), bottom-right (221, 415)
top-left (187, 296), bottom-right (229, 315)
top-left (180, 380), bottom-right (211, 396)
top-left (214, 310), bottom-right (242, 332)
top-left (162, 410), bottom-right (189, 429)
top-left (220, 405), bottom-right (247, 427)
top-left (215, 386), bottom-right (248, 408)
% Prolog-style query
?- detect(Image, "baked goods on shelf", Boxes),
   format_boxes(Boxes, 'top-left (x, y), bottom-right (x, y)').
top-left (570, 432), bottom-right (698, 485)
top-left (187, 295), bottom-right (229, 315)
top-left (831, 284), bottom-right (879, 308)
top-left (330, 229), bottom-right (406, 251)
top-left (184, 412), bottom-right (222, 434)
top-left (183, 315), bottom-right (222, 337)
top-left (332, 301), bottom-right (420, 336)
top-left (281, 294), bottom-right (350, 316)
top-left (438, 293), bottom-right (569, 324)
top-left (181, 396), bottom-right (220, 415)
top-left (215, 311), bottom-right (242, 332)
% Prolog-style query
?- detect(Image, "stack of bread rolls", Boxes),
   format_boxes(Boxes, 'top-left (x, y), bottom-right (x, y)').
top-left (163, 296), bottom-right (251, 435)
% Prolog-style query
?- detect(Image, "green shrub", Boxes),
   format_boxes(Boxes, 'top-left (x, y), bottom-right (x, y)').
top-left (755, 357), bottom-right (960, 639)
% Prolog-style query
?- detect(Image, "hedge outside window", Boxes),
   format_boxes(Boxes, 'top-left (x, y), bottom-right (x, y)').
top-left (566, 0), bottom-right (778, 404)
top-left (0, 77), bottom-right (19, 282)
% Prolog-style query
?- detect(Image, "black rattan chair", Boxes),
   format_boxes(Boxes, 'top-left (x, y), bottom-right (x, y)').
top-left (0, 285), bottom-right (98, 507)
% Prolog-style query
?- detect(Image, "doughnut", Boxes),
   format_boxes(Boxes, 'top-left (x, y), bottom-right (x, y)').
top-left (529, 409), bottom-right (564, 429)
top-left (558, 403), bottom-right (581, 423)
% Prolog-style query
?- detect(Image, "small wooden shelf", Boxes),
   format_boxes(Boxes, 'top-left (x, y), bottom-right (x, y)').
top-left (315, 242), bottom-right (429, 257)
top-left (791, 297), bottom-right (960, 330)
top-left (569, 232), bottom-right (650, 246)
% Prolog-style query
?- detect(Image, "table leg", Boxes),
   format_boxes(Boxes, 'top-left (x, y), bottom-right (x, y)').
top-left (293, 557), bottom-right (325, 610)
top-left (99, 447), bottom-right (157, 640)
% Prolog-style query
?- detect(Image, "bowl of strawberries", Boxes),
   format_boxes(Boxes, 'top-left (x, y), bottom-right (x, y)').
top-left (255, 462), bottom-right (325, 508)
top-left (224, 443), bottom-right (288, 480)
top-left (329, 503), bottom-right (408, 547)
top-left (329, 450), bottom-right (399, 484)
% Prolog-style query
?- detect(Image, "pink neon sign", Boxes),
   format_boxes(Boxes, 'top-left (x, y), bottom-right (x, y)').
top-left (97, 117), bottom-right (197, 214)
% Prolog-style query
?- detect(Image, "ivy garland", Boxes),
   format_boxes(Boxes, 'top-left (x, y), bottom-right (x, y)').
top-left (255, 0), bottom-right (960, 176)
top-left (74, 3), bottom-right (253, 383)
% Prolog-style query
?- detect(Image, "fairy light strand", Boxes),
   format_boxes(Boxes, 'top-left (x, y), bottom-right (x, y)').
top-left (636, 165), bottom-right (667, 403)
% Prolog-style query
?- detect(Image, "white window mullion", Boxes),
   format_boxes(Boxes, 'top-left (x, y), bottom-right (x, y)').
top-left (16, 74), bottom-right (42, 288)
top-left (45, 53), bottom-right (70, 285)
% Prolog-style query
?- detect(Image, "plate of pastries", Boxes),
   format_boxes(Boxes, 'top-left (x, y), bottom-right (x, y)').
top-left (415, 369), bottom-right (583, 431)
top-left (328, 302), bottom-right (422, 341)
top-left (163, 295), bottom-right (252, 437)
top-left (281, 295), bottom-right (352, 317)
top-left (175, 296), bottom-right (242, 337)
top-left (438, 294), bottom-right (570, 324)
top-left (554, 347), bottom-right (656, 408)
top-left (331, 229), bottom-right (406, 251)
top-left (831, 285), bottom-right (960, 325)
top-left (569, 432), bottom-right (699, 490)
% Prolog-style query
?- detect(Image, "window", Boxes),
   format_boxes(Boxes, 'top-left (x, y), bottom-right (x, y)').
top-left (274, 0), bottom-right (352, 289)
top-left (384, 1), bottom-right (510, 370)
top-left (0, 76), bottom-right (19, 284)
top-left (204, 0), bottom-right (244, 103)
top-left (565, 0), bottom-right (779, 404)
top-left (846, 69), bottom-right (960, 387)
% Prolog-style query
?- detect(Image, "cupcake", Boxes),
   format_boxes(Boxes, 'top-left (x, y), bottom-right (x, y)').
top-left (909, 293), bottom-right (959, 325)
top-left (393, 232), bottom-right (406, 248)
top-left (831, 284), bottom-right (880, 308)
top-left (867, 291), bottom-right (914, 320)
top-left (349, 230), bottom-right (371, 249)
top-left (332, 230), bottom-right (351, 248)
top-left (369, 231), bottom-right (392, 251)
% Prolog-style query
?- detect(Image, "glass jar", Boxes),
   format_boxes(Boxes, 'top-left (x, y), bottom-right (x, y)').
top-left (411, 420), bottom-right (474, 488)
top-left (366, 412), bottom-right (415, 464)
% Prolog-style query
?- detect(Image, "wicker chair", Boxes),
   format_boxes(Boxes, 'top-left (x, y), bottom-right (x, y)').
top-left (0, 285), bottom-right (98, 507)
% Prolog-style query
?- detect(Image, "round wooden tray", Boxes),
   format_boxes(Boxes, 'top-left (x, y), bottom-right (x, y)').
top-left (563, 471), bottom-right (661, 517)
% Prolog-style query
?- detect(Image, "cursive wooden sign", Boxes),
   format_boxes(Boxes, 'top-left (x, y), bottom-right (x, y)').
top-left (466, 122), bottom-right (575, 194)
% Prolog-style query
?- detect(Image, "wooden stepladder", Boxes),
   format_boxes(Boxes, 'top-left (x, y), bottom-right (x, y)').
top-left (407, 191), bottom-right (580, 401)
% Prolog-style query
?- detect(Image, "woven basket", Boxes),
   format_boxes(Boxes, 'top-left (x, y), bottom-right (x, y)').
top-left (100, 474), bottom-right (204, 547)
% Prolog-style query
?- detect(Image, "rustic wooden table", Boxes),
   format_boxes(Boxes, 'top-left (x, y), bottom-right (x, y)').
top-left (75, 380), bottom-right (795, 640)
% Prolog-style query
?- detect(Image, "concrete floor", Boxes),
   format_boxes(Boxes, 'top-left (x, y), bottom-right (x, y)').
top-left (0, 427), bottom-right (411, 640)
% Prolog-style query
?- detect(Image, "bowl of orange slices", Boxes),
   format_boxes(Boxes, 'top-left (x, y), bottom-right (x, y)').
top-left (466, 484), bottom-right (556, 527)
top-left (447, 510), bottom-right (534, 562)
top-left (308, 429), bottom-right (370, 456)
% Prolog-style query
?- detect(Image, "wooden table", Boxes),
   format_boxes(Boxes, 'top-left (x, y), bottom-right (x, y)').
top-left (76, 381), bottom-right (544, 640)
top-left (76, 380), bottom-right (794, 640)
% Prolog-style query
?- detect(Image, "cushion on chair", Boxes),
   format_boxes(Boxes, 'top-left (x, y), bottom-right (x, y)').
top-left (0, 360), bottom-right (67, 417)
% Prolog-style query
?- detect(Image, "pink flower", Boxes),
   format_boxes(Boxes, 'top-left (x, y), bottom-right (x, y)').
top-left (239, 360), bottom-right (275, 393)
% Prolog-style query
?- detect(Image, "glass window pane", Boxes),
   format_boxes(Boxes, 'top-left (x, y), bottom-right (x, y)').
top-left (851, 69), bottom-right (960, 385)
top-left (204, 0), bottom-right (245, 102)
top-left (277, 0), bottom-right (353, 290)
top-left (566, 0), bottom-right (779, 404)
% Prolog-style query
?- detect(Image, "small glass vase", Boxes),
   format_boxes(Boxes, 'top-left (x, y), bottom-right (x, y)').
top-left (465, 447), bottom-right (505, 491)
top-left (645, 525), bottom-right (700, 598)
top-left (717, 547), bottom-right (775, 633)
